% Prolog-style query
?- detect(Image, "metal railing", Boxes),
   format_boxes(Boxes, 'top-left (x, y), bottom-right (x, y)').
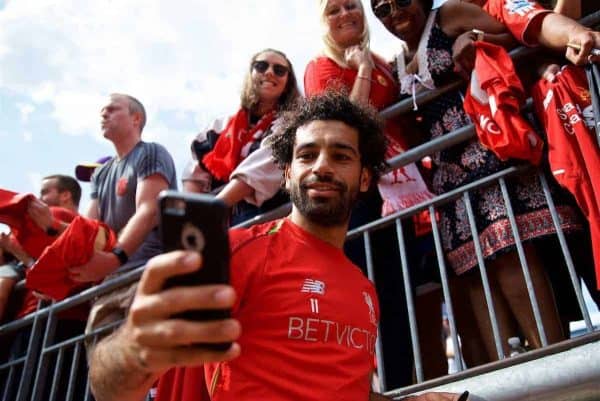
top-left (2, 10), bottom-right (600, 401)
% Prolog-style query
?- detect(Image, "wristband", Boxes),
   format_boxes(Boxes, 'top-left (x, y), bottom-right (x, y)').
top-left (111, 247), bottom-right (129, 265)
top-left (472, 29), bottom-right (484, 42)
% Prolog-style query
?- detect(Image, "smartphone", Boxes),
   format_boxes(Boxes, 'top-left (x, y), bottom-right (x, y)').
top-left (158, 190), bottom-right (231, 350)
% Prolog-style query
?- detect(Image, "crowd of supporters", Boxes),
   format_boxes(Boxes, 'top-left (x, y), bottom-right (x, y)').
top-left (1, 0), bottom-right (599, 400)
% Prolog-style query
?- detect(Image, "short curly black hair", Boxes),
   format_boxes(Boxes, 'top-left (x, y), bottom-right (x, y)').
top-left (267, 90), bottom-right (388, 182)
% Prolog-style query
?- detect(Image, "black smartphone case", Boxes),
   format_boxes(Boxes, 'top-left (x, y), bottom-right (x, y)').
top-left (158, 190), bottom-right (231, 350)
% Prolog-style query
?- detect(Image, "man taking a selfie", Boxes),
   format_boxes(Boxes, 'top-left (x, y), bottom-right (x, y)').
top-left (88, 92), bottom-right (464, 401)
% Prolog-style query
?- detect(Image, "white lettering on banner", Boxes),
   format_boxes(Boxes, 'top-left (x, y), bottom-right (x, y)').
top-left (287, 317), bottom-right (377, 354)
top-left (478, 115), bottom-right (501, 135)
top-left (504, 0), bottom-right (536, 17)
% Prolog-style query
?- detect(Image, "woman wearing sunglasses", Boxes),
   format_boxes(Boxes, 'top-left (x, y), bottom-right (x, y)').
top-left (182, 48), bottom-right (300, 225)
top-left (370, 0), bottom-right (584, 363)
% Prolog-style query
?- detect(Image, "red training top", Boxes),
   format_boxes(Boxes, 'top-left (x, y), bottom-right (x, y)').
top-left (204, 218), bottom-right (380, 401)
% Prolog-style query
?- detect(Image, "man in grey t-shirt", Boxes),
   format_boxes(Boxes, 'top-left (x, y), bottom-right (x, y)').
top-left (68, 93), bottom-right (177, 283)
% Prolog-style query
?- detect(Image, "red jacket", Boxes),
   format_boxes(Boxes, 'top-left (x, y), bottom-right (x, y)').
top-left (532, 66), bottom-right (600, 289)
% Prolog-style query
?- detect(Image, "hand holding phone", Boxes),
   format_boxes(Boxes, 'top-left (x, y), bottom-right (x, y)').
top-left (159, 190), bottom-right (231, 350)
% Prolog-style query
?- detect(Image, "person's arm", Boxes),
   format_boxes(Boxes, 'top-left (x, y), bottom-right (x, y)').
top-left (0, 233), bottom-right (34, 267)
top-left (532, 12), bottom-right (600, 65)
top-left (217, 178), bottom-right (254, 207)
top-left (442, 1), bottom-right (518, 78)
top-left (440, 1), bottom-right (508, 39)
top-left (69, 174), bottom-right (170, 283)
top-left (117, 173), bottom-right (169, 256)
top-left (0, 276), bottom-right (16, 322)
top-left (451, 30), bottom-right (518, 79)
top-left (553, 0), bottom-right (581, 19)
top-left (217, 144), bottom-right (283, 207)
top-left (181, 163), bottom-right (212, 194)
top-left (345, 46), bottom-right (375, 104)
top-left (370, 392), bottom-right (467, 401)
top-left (88, 251), bottom-right (241, 401)
top-left (86, 198), bottom-right (100, 220)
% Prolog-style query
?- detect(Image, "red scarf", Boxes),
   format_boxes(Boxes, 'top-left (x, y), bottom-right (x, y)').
top-left (202, 109), bottom-right (275, 181)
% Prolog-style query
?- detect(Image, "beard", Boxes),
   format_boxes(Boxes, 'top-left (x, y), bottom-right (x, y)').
top-left (289, 175), bottom-right (358, 227)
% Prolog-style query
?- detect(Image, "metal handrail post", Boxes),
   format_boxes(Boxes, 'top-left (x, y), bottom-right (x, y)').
top-left (31, 302), bottom-right (59, 401)
top-left (65, 341), bottom-right (83, 401)
top-left (499, 177), bottom-right (548, 346)
top-left (394, 218), bottom-right (423, 382)
top-left (363, 231), bottom-right (387, 391)
top-left (15, 300), bottom-right (47, 401)
top-left (538, 173), bottom-right (593, 331)
top-left (428, 205), bottom-right (464, 371)
top-left (463, 191), bottom-right (505, 359)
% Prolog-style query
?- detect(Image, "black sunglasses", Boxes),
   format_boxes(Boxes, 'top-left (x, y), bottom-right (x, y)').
top-left (373, 0), bottom-right (411, 19)
top-left (252, 60), bottom-right (289, 77)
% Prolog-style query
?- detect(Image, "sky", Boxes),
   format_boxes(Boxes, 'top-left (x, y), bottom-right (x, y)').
top-left (0, 0), bottom-right (400, 214)
top-left (1, 0), bottom-right (598, 314)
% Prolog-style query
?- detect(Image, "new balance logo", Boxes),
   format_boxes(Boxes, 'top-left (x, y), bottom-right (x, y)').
top-left (301, 279), bottom-right (326, 295)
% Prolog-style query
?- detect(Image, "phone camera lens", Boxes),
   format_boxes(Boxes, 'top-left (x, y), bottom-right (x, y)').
top-left (181, 223), bottom-right (205, 252)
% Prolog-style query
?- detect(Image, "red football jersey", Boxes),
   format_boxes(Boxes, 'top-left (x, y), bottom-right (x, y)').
top-left (532, 66), bottom-right (600, 289)
top-left (205, 219), bottom-right (380, 401)
top-left (483, 0), bottom-right (551, 46)
top-left (463, 41), bottom-right (544, 165)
